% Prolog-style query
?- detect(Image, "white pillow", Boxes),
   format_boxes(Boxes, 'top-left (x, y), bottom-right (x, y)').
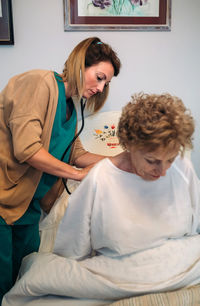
top-left (78, 111), bottom-right (123, 156)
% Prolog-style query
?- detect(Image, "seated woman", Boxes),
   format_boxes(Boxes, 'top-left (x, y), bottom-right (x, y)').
top-left (54, 93), bottom-right (199, 261)
top-left (3, 93), bottom-right (200, 305)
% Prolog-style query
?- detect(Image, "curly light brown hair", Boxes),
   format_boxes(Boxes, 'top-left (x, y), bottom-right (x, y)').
top-left (62, 37), bottom-right (121, 112)
top-left (117, 93), bottom-right (195, 154)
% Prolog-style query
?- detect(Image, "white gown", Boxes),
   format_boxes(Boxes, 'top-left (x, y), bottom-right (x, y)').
top-left (54, 156), bottom-right (200, 259)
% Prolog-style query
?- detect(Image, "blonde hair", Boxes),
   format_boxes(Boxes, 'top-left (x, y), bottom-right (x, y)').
top-left (117, 93), bottom-right (195, 155)
top-left (62, 37), bottom-right (121, 112)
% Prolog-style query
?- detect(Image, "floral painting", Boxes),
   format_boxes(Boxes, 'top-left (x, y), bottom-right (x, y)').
top-left (64, 0), bottom-right (171, 31)
top-left (78, 0), bottom-right (159, 17)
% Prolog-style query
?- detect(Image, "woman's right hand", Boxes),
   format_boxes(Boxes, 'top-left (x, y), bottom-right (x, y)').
top-left (76, 163), bottom-right (96, 181)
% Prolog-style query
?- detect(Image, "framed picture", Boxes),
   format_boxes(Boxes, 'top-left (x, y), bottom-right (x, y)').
top-left (64, 0), bottom-right (171, 31)
top-left (0, 0), bottom-right (14, 45)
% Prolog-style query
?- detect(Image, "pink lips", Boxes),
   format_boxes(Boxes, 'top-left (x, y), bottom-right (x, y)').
top-left (90, 88), bottom-right (98, 95)
top-left (151, 175), bottom-right (160, 179)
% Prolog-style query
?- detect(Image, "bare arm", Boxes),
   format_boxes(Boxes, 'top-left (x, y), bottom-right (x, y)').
top-left (74, 152), bottom-right (106, 168)
top-left (26, 147), bottom-right (97, 181)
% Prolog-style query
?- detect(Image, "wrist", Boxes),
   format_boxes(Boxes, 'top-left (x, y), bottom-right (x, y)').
top-left (65, 167), bottom-right (83, 181)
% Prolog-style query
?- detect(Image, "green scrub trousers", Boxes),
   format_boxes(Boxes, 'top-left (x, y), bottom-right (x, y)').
top-left (0, 202), bottom-right (41, 301)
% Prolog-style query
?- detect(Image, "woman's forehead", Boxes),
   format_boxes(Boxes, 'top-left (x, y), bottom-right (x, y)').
top-left (144, 145), bottom-right (180, 160)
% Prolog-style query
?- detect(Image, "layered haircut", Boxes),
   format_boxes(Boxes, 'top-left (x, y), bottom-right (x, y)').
top-left (62, 37), bottom-right (121, 112)
top-left (117, 93), bottom-right (195, 155)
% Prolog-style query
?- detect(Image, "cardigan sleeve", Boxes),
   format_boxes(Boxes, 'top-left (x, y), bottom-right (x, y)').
top-left (3, 72), bottom-right (52, 163)
top-left (69, 137), bottom-right (88, 165)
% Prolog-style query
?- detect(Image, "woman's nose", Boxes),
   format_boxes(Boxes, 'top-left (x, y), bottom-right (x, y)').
top-left (97, 82), bottom-right (105, 93)
top-left (155, 164), bottom-right (167, 176)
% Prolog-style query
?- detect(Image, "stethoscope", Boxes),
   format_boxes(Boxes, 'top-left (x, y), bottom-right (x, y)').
top-left (61, 98), bottom-right (86, 195)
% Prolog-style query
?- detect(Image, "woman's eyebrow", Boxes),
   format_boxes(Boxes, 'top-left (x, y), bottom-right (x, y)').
top-left (145, 155), bottom-right (157, 160)
top-left (100, 74), bottom-right (107, 80)
top-left (146, 155), bottom-right (177, 162)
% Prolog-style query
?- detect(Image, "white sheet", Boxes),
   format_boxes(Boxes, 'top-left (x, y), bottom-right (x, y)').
top-left (3, 295), bottom-right (110, 306)
top-left (3, 294), bottom-right (111, 306)
top-left (3, 235), bottom-right (200, 306)
top-left (39, 179), bottom-right (80, 253)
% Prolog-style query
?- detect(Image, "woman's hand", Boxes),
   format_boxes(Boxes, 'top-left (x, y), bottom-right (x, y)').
top-left (76, 163), bottom-right (96, 180)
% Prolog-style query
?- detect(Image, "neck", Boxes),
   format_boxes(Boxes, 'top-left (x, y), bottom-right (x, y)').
top-left (110, 152), bottom-right (134, 173)
top-left (63, 81), bottom-right (73, 99)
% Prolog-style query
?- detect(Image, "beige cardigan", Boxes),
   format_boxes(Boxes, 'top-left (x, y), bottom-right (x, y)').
top-left (0, 70), bottom-right (86, 224)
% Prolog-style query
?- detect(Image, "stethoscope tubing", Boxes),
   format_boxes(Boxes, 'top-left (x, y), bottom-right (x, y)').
top-left (61, 98), bottom-right (86, 195)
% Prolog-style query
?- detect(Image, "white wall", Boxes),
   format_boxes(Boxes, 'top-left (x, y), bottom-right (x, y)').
top-left (0, 0), bottom-right (200, 177)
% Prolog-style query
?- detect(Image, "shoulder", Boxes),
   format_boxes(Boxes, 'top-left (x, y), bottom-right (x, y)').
top-left (5, 70), bottom-right (56, 90)
top-left (173, 155), bottom-right (194, 171)
top-left (2, 70), bottom-right (58, 122)
top-left (91, 157), bottom-right (110, 175)
top-left (11, 70), bottom-right (58, 101)
top-left (27, 69), bottom-right (56, 84)
top-left (172, 155), bottom-right (197, 184)
top-left (15, 69), bottom-right (54, 79)
top-left (81, 158), bottom-right (111, 184)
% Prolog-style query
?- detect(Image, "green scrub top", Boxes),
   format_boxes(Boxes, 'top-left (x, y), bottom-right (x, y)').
top-left (13, 72), bottom-right (77, 225)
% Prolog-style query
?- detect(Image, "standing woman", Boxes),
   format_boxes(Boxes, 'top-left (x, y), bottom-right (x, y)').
top-left (0, 36), bottom-right (121, 301)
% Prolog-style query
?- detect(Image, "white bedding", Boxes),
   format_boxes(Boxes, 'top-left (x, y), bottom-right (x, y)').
top-left (3, 235), bottom-right (200, 306)
top-left (3, 295), bottom-right (110, 306)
